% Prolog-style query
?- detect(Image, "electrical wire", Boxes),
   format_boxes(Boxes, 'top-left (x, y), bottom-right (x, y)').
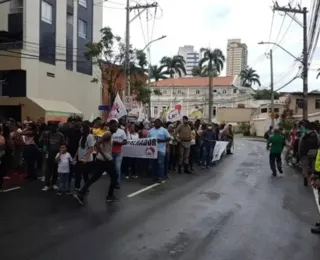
top-left (272, 13), bottom-right (287, 51)
top-left (137, 9), bottom-right (148, 46)
top-left (266, 11), bottom-right (275, 54)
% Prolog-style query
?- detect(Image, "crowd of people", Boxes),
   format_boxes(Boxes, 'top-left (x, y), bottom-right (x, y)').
top-left (0, 116), bottom-right (234, 204)
top-left (265, 119), bottom-right (320, 234)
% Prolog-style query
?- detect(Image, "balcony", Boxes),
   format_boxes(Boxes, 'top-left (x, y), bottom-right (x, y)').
top-left (67, 0), bottom-right (74, 14)
top-left (0, 31), bottom-right (22, 50)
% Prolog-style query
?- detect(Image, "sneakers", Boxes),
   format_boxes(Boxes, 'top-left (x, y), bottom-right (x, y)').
top-left (106, 195), bottom-right (119, 202)
top-left (52, 185), bottom-right (59, 190)
top-left (57, 191), bottom-right (62, 196)
top-left (42, 186), bottom-right (50, 191)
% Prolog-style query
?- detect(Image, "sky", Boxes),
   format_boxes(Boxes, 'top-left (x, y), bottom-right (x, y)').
top-left (101, 0), bottom-right (320, 92)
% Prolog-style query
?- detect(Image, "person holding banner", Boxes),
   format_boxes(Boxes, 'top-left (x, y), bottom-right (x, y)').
top-left (175, 116), bottom-right (192, 174)
top-left (201, 123), bottom-right (217, 169)
top-left (148, 119), bottom-right (171, 183)
top-left (74, 119), bottom-right (119, 205)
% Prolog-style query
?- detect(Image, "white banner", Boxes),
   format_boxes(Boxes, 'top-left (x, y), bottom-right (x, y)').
top-left (108, 93), bottom-right (127, 120)
top-left (122, 138), bottom-right (158, 159)
top-left (166, 103), bottom-right (183, 122)
top-left (212, 141), bottom-right (229, 162)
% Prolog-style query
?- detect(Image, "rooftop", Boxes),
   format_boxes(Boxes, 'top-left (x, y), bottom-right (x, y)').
top-left (152, 76), bottom-right (235, 87)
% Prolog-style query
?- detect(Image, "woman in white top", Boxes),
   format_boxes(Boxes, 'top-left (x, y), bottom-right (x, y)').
top-left (124, 123), bottom-right (139, 179)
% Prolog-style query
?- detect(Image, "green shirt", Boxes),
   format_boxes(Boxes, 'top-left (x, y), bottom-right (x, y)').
top-left (268, 133), bottom-right (285, 154)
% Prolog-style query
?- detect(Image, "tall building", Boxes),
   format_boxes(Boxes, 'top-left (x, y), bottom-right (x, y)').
top-left (177, 45), bottom-right (200, 76)
top-left (226, 39), bottom-right (248, 76)
top-left (0, 0), bottom-right (103, 121)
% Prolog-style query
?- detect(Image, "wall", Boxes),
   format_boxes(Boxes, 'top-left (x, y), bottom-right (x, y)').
top-left (0, 1), bottom-right (10, 31)
top-left (20, 0), bottom-right (103, 119)
top-left (216, 107), bottom-right (256, 123)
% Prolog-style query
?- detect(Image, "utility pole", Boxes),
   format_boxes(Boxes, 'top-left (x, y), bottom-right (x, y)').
top-left (270, 49), bottom-right (275, 128)
top-left (124, 2), bottom-right (158, 97)
top-left (273, 2), bottom-right (308, 120)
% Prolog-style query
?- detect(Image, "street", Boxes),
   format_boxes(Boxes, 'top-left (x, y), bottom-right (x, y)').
top-left (1, 139), bottom-right (320, 260)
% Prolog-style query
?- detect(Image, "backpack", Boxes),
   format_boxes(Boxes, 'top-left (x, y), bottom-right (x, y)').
top-left (300, 132), bottom-right (319, 156)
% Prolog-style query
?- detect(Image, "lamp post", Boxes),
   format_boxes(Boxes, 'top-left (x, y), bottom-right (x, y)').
top-left (258, 41), bottom-right (308, 120)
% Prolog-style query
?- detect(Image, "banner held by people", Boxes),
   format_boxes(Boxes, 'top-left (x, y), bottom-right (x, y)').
top-left (122, 138), bottom-right (158, 159)
top-left (108, 93), bottom-right (127, 121)
top-left (166, 103), bottom-right (183, 122)
top-left (212, 141), bottom-right (229, 162)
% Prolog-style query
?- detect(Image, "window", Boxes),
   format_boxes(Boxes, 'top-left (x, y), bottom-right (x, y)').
top-left (316, 99), bottom-right (320, 109)
top-left (162, 90), bottom-right (167, 94)
top-left (41, 1), bottom-right (52, 24)
top-left (233, 89), bottom-right (237, 94)
top-left (154, 106), bottom-right (158, 116)
top-left (67, 14), bottom-right (73, 25)
top-left (213, 89), bottom-right (217, 93)
top-left (222, 90), bottom-right (227, 94)
top-left (261, 108), bottom-right (268, 113)
top-left (274, 108), bottom-right (279, 113)
top-left (196, 89), bottom-right (200, 94)
top-left (79, 0), bottom-right (87, 8)
top-left (178, 90), bottom-right (182, 94)
top-left (78, 19), bottom-right (87, 38)
top-left (296, 98), bottom-right (304, 109)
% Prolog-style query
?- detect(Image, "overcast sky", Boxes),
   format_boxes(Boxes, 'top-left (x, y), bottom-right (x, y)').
top-left (101, 0), bottom-right (320, 92)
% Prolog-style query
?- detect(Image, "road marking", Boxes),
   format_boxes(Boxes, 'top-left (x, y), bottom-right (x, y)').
top-left (127, 183), bottom-right (160, 198)
top-left (3, 186), bottom-right (21, 193)
top-left (312, 188), bottom-right (320, 214)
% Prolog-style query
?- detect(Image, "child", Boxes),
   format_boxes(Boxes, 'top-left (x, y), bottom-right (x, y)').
top-left (55, 144), bottom-right (72, 195)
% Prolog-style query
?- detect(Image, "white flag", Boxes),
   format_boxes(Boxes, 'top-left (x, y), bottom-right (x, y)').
top-left (108, 93), bottom-right (127, 120)
top-left (89, 112), bottom-right (95, 122)
top-left (166, 103), bottom-right (183, 122)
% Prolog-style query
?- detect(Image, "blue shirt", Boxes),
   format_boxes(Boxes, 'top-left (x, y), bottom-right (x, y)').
top-left (202, 129), bottom-right (217, 146)
top-left (148, 127), bottom-right (170, 154)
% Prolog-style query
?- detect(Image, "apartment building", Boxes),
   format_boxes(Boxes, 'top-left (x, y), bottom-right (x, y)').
top-left (150, 76), bottom-right (255, 119)
top-left (226, 39), bottom-right (248, 76)
top-left (0, 0), bottom-right (103, 121)
top-left (177, 45), bottom-right (200, 76)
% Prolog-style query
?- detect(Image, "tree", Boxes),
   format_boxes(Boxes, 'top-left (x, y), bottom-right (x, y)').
top-left (239, 67), bottom-right (261, 88)
top-left (160, 55), bottom-right (187, 78)
top-left (252, 89), bottom-right (280, 100)
top-left (85, 27), bottom-right (129, 103)
top-left (191, 65), bottom-right (208, 77)
top-left (149, 65), bottom-right (169, 81)
top-left (199, 48), bottom-right (225, 121)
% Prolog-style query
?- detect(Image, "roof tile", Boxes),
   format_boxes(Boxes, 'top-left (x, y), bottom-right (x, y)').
top-left (151, 76), bottom-right (235, 87)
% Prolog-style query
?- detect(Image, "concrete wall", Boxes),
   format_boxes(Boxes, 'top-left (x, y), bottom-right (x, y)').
top-left (216, 107), bottom-right (256, 123)
top-left (19, 0), bottom-right (102, 119)
top-left (0, 1), bottom-right (10, 31)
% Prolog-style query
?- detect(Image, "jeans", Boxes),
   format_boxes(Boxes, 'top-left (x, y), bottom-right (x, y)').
top-left (45, 154), bottom-right (58, 187)
top-left (57, 172), bottom-right (70, 192)
top-left (79, 159), bottom-right (117, 197)
top-left (112, 152), bottom-right (123, 184)
top-left (164, 152), bottom-right (170, 177)
top-left (123, 157), bottom-right (137, 177)
top-left (74, 161), bottom-right (92, 189)
top-left (201, 144), bottom-right (214, 166)
top-left (153, 151), bottom-right (165, 180)
top-left (269, 153), bottom-right (282, 174)
top-left (23, 144), bottom-right (39, 179)
top-left (189, 145), bottom-right (196, 169)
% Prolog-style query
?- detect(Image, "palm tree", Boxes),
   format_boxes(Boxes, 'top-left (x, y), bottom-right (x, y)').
top-left (149, 65), bottom-right (169, 82)
top-left (199, 48), bottom-right (225, 122)
top-left (160, 55), bottom-right (186, 78)
top-left (317, 68), bottom-right (320, 79)
top-left (239, 67), bottom-right (261, 88)
top-left (191, 65), bottom-right (208, 77)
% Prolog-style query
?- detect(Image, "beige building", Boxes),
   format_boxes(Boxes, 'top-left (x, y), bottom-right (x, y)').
top-left (0, 0), bottom-right (103, 122)
top-left (150, 76), bottom-right (256, 120)
top-left (226, 39), bottom-right (248, 76)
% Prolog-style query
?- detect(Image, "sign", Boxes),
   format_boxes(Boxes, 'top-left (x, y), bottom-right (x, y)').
top-left (122, 138), bottom-right (158, 159)
top-left (124, 96), bottom-right (133, 109)
top-left (98, 105), bottom-right (110, 111)
top-left (108, 93), bottom-right (127, 120)
top-left (211, 141), bottom-right (229, 162)
top-left (166, 103), bottom-right (183, 122)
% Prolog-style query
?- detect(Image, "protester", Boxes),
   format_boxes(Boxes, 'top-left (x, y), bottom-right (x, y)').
top-left (55, 144), bottom-right (72, 195)
top-left (267, 128), bottom-right (285, 177)
top-left (201, 123), bottom-right (217, 169)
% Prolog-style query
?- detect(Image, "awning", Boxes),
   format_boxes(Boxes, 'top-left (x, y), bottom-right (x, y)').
top-left (29, 97), bottom-right (82, 115)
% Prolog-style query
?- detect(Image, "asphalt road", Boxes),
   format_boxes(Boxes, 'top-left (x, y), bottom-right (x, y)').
top-left (1, 140), bottom-right (320, 260)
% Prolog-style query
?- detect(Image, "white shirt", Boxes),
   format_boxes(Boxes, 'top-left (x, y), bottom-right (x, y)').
top-left (112, 129), bottom-right (127, 142)
top-left (127, 132), bottom-right (139, 140)
top-left (56, 152), bottom-right (72, 173)
top-left (78, 134), bottom-right (95, 162)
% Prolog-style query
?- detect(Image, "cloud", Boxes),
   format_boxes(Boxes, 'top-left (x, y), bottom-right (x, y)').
top-left (102, 0), bottom-right (318, 91)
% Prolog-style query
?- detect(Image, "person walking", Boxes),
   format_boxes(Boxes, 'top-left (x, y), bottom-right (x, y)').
top-left (267, 128), bottom-right (285, 177)
top-left (55, 144), bottom-right (72, 195)
top-left (74, 119), bottom-right (119, 205)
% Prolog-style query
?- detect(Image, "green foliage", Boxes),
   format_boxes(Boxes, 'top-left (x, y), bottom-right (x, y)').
top-left (199, 48), bottom-right (225, 76)
top-left (278, 119), bottom-right (296, 132)
top-left (237, 122), bottom-right (251, 136)
top-left (160, 55), bottom-right (187, 78)
top-left (252, 89), bottom-right (280, 100)
top-left (239, 67), bottom-right (261, 88)
top-left (191, 65), bottom-right (208, 77)
top-left (149, 65), bottom-right (169, 81)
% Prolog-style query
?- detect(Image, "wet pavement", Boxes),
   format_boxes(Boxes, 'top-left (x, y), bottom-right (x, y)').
top-left (1, 140), bottom-right (320, 260)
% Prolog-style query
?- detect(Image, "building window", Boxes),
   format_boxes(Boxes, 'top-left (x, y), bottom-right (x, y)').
top-left (196, 89), bottom-right (200, 94)
top-left (41, 1), bottom-right (52, 24)
top-left (178, 90), bottom-right (182, 94)
top-left (162, 90), bottom-right (167, 94)
top-left (213, 89), bottom-right (217, 93)
top-left (67, 14), bottom-right (73, 25)
top-left (233, 89), bottom-right (237, 94)
top-left (296, 98), bottom-right (304, 109)
top-left (261, 108), bottom-right (268, 113)
top-left (316, 99), bottom-right (320, 109)
top-left (79, 0), bottom-right (87, 8)
top-left (274, 108), bottom-right (279, 113)
top-left (154, 106), bottom-right (158, 116)
top-left (78, 19), bottom-right (87, 39)
top-left (222, 90), bottom-right (227, 94)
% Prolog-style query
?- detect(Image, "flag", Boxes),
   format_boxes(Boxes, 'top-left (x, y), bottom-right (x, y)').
top-left (89, 112), bottom-right (95, 122)
top-left (166, 102), bottom-right (183, 122)
top-left (107, 93), bottom-right (127, 120)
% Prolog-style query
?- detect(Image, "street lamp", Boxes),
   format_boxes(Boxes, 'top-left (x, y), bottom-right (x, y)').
top-left (258, 41), bottom-right (302, 62)
top-left (142, 35), bottom-right (167, 52)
